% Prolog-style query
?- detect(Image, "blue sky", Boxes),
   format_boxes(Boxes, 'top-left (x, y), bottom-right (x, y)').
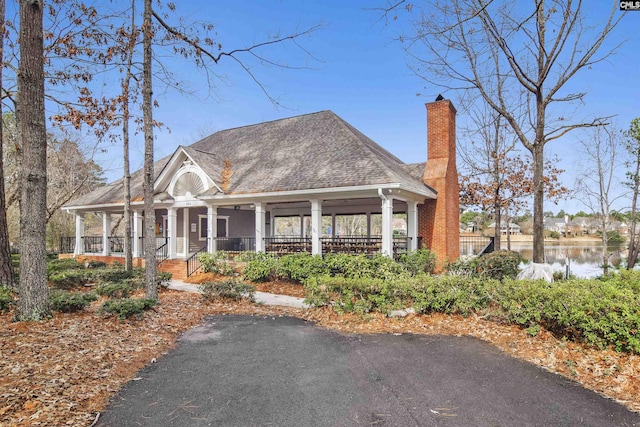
top-left (84, 1), bottom-right (639, 214)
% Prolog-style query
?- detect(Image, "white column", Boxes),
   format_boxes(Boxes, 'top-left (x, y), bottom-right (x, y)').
top-left (167, 207), bottom-right (177, 259)
top-left (331, 214), bottom-right (336, 238)
top-left (255, 202), bottom-right (266, 252)
top-left (74, 213), bottom-right (84, 256)
top-left (381, 195), bottom-right (394, 257)
top-left (366, 212), bottom-right (372, 238)
top-left (182, 207), bottom-right (190, 255)
top-left (311, 199), bottom-right (322, 256)
top-left (102, 212), bottom-right (111, 256)
top-left (208, 205), bottom-right (218, 253)
top-left (132, 210), bottom-right (142, 257)
top-left (407, 201), bottom-right (418, 251)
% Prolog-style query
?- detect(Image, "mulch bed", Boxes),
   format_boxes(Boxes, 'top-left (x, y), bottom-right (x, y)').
top-left (1, 286), bottom-right (638, 426)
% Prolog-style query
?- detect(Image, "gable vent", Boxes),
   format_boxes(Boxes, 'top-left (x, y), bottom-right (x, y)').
top-left (172, 172), bottom-right (205, 197)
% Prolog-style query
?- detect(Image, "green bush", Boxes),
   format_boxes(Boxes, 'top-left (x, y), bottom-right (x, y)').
top-left (277, 253), bottom-right (328, 282)
top-left (156, 271), bottom-right (172, 288)
top-left (445, 251), bottom-right (520, 281)
top-left (548, 230), bottom-right (561, 239)
top-left (89, 267), bottom-right (134, 283)
top-left (199, 251), bottom-right (235, 276)
top-left (49, 270), bottom-right (88, 289)
top-left (606, 231), bottom-right (625, 245)
top-left (304, 274), bottom-right (494, 316)
top-left (0, 285), bottom-right (14, 312)
top-left (99, 298), bottom-right (157, 320)
top-left (86, 260), bottom-right (107, 268)
top-left (200, 279), bottom-right (256, 302)
top-left (242, 253), bottom-right (278, 282)
top-left (474, 250), bottom-right (521, 280)
top-left (50, 290), bottom-right (98, 313)
top-left (234, 251), bottom-right (261, 262)
top-left (322, 253), bottom-right (404, 280)
top-left (95, 282), bottom-right (133, 298)
top-left (47, 258), bottom-right (84, 275)
top-left (398, 249), bottom-right (436, 275)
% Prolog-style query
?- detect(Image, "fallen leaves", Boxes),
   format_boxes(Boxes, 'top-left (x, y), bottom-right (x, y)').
top-left (0, 285), bottom-right (638, 427)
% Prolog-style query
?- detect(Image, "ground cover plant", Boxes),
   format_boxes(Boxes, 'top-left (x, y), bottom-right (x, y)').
top-left (1, 252), bottom-right (640, 425)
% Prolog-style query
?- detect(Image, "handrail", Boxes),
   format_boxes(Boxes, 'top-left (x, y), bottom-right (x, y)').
top-left (156, 237), bottom-right (169, 265)
top-left (186, 245), bottom-right (208, 277)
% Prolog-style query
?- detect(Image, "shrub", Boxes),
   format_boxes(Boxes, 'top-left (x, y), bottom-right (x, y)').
top-left (157, 271), bottom-right (172, 288)
top-left (474, 250), bottom-right (521, 280)
top-left (548, 230), bottom-right (561, 239)
top-left (89, 267), bottom-right (134, 283)
top-left (47, 258), bottom-right (84, 275)
top-left (49, 270), bottom-right (88, 289)
top-left (234, 251), bottom-right (261, 262)
top-left (606, 231), bottom-right (625, 245)
top-left (50, 290), bottom-right (98, 313)
top-left (200, 279), bottom-right (256, 302)
top-left (99, 298), bottom-right (157, 320)
top-left (86, 260), bottom-right (107, 268)
top-left (398, 249), bottom-right (436, 275)
top-left (242, 253), bottom-right (277, 282)
top-left (95, 282), bottom-right (133, 298)
top-left (446, 251), bottom-right (520, 281)
top-left (0, 285), bottom-right (13, 312)
top-left (199, 251), bottom-right (235, 276)
top-left (277, 253), bottom-right (328, 282)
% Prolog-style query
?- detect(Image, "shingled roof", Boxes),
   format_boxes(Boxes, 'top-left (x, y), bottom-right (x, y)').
top-left (66, 110), bottom-right (435, 208)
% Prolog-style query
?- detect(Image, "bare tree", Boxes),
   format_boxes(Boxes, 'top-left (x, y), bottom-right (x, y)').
top-left (624, 118), bottom-right (640, 269)
top-left (576, 125), bottom-right (625, 275)
top-left (16, 0), bottom-right (50, 320)
top-left (387, 0), bottom-right (622, 263)
top-left (0, 0), bottom-right (13, 290)
top-left (142, 0), bottom-right (157, 299)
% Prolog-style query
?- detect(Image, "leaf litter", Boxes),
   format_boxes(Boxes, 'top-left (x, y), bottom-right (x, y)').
top-left (0, 284), bottom-right (638, 426)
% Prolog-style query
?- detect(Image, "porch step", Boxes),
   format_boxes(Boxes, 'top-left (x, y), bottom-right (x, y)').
top-left (158, 259), bottom-right (188, 280)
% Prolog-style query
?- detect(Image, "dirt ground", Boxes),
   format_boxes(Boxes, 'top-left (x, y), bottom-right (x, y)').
top-left (1, 281), bottom-right (638, 426)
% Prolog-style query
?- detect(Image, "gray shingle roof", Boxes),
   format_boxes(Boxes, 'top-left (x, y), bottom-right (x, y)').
top-left (66, 111), bottom-right (433, 208)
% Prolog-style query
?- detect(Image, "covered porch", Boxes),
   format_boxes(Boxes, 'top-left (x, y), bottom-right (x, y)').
top-left (61, 188), bottom-right (427, 277)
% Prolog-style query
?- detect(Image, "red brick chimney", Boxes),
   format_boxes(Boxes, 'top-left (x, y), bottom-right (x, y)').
top-left (418, 99), bottom-right (460, 269)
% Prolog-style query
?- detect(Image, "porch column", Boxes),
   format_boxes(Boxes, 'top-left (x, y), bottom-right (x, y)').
top-left (207, 206), bottom-right (217, 252)
top-left (380, 192), bottom-right (394, 257)
top-left (74, 213), bottom-right (84, 256)
top-left (331, 214), bottom-right (336, 238)
top-left (407, 201), bottom-right (419, 251)
top-left (167, 207), bottom-right (177, 259)
top-left (255, 202), bottom-right (266, 252)
top-left (311, 199), bottom-right (322, 256)
top-left (132, 210), bottom-right (142, 257)
top-left (300, 214), bottom-right (305, 238)
top-left (366, 212), bottom-right (371, 238)
top-left (102, 212), bottom-right (111, 256)
top-left (183, 207), bottom-right (190, 255)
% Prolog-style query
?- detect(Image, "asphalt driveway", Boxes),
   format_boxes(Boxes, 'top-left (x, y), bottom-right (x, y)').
top-left (97, 315), bottom-right (639, 426)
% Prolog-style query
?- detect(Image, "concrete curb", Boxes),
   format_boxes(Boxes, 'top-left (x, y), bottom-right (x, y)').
top-left (168, 280), bottom-right (308, 309)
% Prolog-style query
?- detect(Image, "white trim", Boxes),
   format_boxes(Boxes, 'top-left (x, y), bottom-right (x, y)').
top-left (311, 199), bottom-right (322, 256)
top-left (199, 183), bottom-right (436, 203)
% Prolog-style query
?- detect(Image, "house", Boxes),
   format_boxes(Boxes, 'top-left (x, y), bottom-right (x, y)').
top-left (62, 100), bottom-right (460, 278)
top-left (486, 222), bottom-right (521, 235)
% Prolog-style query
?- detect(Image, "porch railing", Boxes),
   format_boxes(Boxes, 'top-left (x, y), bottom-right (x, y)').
top-left (60, 237), bottom-right (75, 254)
top-left (82, 236), bottom-right (104, 254)
top-left (155, 237), bottom-right (169, 264)
top-left (186, 244), bottom-right (208, 277)
top-left (212, 236), bottom-right (256, 252)
top-left (265, 236), bottom-right (311, 255)
top-left (460, 235), bottom-right (495, 256)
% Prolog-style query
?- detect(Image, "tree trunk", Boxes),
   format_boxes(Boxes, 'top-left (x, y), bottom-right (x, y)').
top-left (0, 0), bottom-right (14, 290)
top-left (16, 0), bottom-right (50, 320)
top-left (506, 215), bottom-right (512, 250)
top-left (627, 156), bottom-right (640, 269)
top-left (532, 142), bottom-right (545, 263)
top-left (122, 3), bottom-right (136, 273)
top-left (143, 0), bottom-right (157, 299)
top-left (493, 200), bottom-right (501, 251)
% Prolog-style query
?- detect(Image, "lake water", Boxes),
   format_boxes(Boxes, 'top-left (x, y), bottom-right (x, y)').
top-left (509, 242), bottom-right (624, 279)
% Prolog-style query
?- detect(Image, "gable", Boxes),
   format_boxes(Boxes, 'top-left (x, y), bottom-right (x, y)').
top-left (154, 147), bottom-right (221, 199)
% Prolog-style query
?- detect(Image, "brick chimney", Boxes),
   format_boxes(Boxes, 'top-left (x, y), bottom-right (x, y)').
top-left (418, 99), bottom-right (460, 268)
